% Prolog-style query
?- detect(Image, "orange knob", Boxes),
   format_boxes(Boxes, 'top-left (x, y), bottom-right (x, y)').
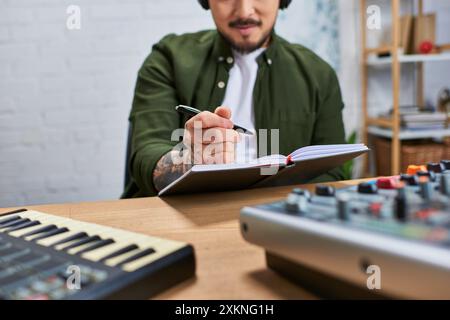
top-left (407, 165), bottom-right (427, 175)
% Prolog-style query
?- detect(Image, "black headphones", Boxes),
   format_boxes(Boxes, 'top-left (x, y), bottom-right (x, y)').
top-left (198, 0), bottom-right (292, 10)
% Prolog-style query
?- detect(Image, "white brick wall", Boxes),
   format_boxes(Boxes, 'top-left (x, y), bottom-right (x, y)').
top-left (0, 0), bottom-right (216, 207)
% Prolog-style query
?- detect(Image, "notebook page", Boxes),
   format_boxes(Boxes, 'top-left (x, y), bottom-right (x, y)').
top-left (192, 154), bottom-right (287, 172)
top-left (292, 143), bottom-right (364, 153)
top-left (290, 144), bottom-right (368, 161)
top-left (294, 148), bottom-right (368, 161)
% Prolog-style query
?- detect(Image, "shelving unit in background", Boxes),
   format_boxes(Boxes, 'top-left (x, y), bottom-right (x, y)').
top-left (359, 0), bottom-right (450, 175)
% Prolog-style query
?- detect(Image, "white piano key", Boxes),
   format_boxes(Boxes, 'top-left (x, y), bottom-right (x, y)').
top-left (0, 216), bottom-right (21, 227)
top-left (9, 211), bottom-right (42, 219)
top-left (8, 224), bottom-right (47, 238)
top-left (35, 230), bottom-right (83, 246)
top-left (82, 228), bottom-right (120, 239)
top-left (0, 219), bottom-right (31, 231)
top-left (104, 247), bottom-right (147, 267)
top-left (81, 226), bottom-right (151, 242)
top-left (103, 238), bottom-right (174, 268)
top-left (19, 211), bottom-right (118, 238)
top-left (82, 240), bottom-right (140, 262)
top-left (22, 223), bottom-right (60, 236)
top-left (27, 220), bottom-right (92, 242)
top-left (24, 226), bottom-right (69, 242)
top-left (54, 236), bottom-right (95, 251)
top-left (20, 211), bottom-right (86, 231)
top-left (19, 211), bottom-right (61, 224)
top-left (14, 210), bottom-right (166, 245)
top-left (121, 242), bottom-right (186, 272)
top-left (81, 233), bottom-right (165, 263)
top-left (66, 240), bottom-right (103, 255)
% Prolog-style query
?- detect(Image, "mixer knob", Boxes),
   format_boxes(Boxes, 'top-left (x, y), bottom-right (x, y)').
top-left (441, 160), bottom-right (450, 171)
top-left (292, 188), bottom-right (305, 195)
top-left (337, 193), bottom-right (351, 221)
top-left (440, 172), bottom-right (450, 196)
top-left (427, 162), bottom-right (445, 173)
top-left (292, 188), bottom-right (311, 199)
top-left (400, 174), bottom-right (419, 186)
top-left (376, 177), bottom-right (397, 189)
top-left (357, 182), bottom-right (378, 194)
top-left (417, 170), bottom-right (436, 182)
top-left (298, 195), bottom-right (308, 213)
top-left (285, 193), bottom-right (300, 213)
top-left (406, 165), bottom-right (427, 175)
top-left (315, 185), bottom-right (335, 197)
top-left (419, 178), bottom-right (433, 200)
top-left (395, 189), bottom-right (408, 222)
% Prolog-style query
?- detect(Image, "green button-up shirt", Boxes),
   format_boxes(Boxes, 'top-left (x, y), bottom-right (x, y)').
top-left (123, 30), bottom-right (346, 198)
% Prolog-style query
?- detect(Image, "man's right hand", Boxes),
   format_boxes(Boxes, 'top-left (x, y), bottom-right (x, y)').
top-left (183, 106), bottom-right (241, 164)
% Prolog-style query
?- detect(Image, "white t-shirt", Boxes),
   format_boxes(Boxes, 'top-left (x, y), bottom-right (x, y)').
top-left (221, 48), bottom-right (265, 163)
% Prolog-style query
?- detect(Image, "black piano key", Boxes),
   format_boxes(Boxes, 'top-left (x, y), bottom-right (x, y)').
top-left (115, 248), bottom-right (156, 267)
top-left (5, 220), bottom-right (40, 233)
top-left (50, 232), bottom-right (87, 247)
top-left (0, 218), bottom-right (30, 229)
top-left (99, 244), bottom-right (139, 262)
top-left (0, 208), bottom-right (27, 218)
top-left (62, 235), bottom-right (101, 251)
top-left (0, 215), bottom-right (22, 226)
top-left (30, 227), bottom-right (69, 241)
top-left (75, 239), bottom-right (115, 255)
top-left (21, 224), bottom-right (57, 238)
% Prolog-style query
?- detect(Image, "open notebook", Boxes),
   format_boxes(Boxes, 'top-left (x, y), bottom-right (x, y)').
top-left (158, 144), bottom-right (369, 196)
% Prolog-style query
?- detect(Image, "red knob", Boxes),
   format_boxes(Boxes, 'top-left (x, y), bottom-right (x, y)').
top-left (419, 41), bottom-right (433, 54)
top-left (376, 177), bottom-right (398, 189)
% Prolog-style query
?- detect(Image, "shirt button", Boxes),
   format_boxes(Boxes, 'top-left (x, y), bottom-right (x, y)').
top-left (218, 56), bottom-right (224, 62)
top-left (226, 57), bottom-right (234, 64)
top-left (217, 81), bottom-right (226, 89)
top-left (267, 58), bottom-right (272, 65)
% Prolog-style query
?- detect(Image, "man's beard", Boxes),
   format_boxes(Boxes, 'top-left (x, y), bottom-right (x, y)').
top-left (219, 18), bottom-right (274, 54)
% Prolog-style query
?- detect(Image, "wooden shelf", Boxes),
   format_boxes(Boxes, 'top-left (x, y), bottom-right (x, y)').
top-left (365, 46), bottom-right (392, 55)
top-left (367, 52), bottom-right (450, 66)
top-left (368, 126), bottom-right (450, 140)
top-left (360, 0), bottom-right (450, 175)
top-left (367, 117), bottom-right (393, 128)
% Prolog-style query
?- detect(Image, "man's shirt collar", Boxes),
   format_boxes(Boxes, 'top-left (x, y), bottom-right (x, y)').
top-left (211, 30), bottom-right (279, 68)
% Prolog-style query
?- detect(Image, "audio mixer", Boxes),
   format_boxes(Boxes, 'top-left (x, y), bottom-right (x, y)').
top-left (240, 161), bottom-right (450, 299)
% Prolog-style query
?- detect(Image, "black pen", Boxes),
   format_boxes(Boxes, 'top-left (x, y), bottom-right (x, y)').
top-left (175, 105), bottom-right (253, 135)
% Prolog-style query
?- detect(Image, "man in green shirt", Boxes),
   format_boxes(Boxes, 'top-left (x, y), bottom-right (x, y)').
top-left (122, 0), bottom-right (346, 198)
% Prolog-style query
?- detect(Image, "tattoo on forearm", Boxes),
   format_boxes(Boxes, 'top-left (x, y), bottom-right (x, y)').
top-left (153, 150), bottom-right (192, 192)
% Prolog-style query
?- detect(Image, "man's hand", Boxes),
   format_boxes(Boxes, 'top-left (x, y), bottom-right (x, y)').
top-left (152, 106), bottom-right (240, 192)
top-left (183, 106), bottom-right (240, 164)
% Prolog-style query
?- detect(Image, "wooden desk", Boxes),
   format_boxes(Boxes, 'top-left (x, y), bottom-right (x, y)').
top-left (1, 180), bottom-right (363, 299)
